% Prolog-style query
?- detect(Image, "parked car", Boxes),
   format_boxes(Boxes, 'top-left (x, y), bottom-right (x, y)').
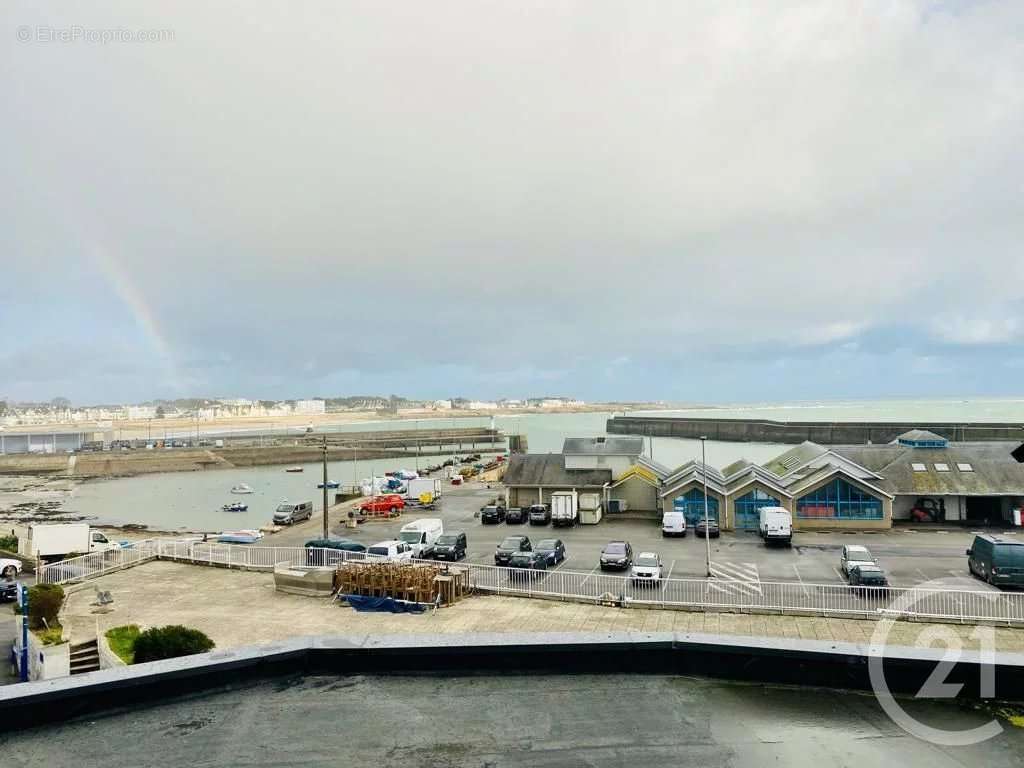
top-left (366, 540), bottom-right (413, 562)
top-left (0, 579), bottom-right (18, 603)
top-left (528, 504), bottom-right (552, 525)
top-left (508, 550), bottom-right (548, 579)
top-left (847, 563), bottom-right (890, 595)
top-left (360, 494), bottom-right (405, 516)
top-left (428, 532), bottom-right (468, 561)
top-left (630, 552), bottom-right (663, 586)
top-left (480, 505), bottom-right (507, 524)
top-left (1, 557), bottom-right (23, 579)
top-left (840, 545), bottom-right (876, 577)
top-left (495, 535), bottom-right (531, 565)
top-left (599, 541), bottom-right (633, 571)
top-left (505, 507), bottom-right (529, 525)
top-left (273, 500), bottom-right (314, 525)
top-left (695, 519), bottom-right (720, 539)
top-left (661, 511), bottom-right (686, 537)
top-left (967, 534), bottom-right (1024, 586)
top-left (534, 538), bottom-right (566, 566)
top-left (304, 537), bottom-right (366, 566)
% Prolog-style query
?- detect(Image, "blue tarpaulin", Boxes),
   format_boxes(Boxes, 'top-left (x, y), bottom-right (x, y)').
top-left (343, 594), bottom-right (427, 613)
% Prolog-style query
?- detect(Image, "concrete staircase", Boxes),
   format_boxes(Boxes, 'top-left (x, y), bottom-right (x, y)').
top-left (69, 638), bottom-right (100, 675)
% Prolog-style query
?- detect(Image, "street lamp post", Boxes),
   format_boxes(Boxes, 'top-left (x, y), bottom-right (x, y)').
top-left (321, 436), bottom-right (329, 539)
top-left (700, 435), bottom-right (712, 578)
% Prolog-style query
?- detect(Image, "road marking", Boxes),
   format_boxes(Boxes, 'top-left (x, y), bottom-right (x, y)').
top-left (579, 565), bottom-right (600, 588)
top-left (916, 568), bottom-right (931, 584)
top-left (792, 563), bottom-right (810, 596)
top-left (833, 566), bottom-right (846, 582)
top-left (708, 561), bottom-right (761, 596)
top-left (662, 559), bottom-right (676, 593)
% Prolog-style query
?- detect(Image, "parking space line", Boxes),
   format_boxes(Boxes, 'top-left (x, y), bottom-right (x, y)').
top-left (579, 565), bottom-right (599, 587)
top-left (832, 566), bottom-right (846, 582)
top-left (792, 564), bottom-right (809, 596)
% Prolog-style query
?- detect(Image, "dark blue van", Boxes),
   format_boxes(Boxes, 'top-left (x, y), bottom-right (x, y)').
top-left (967, 535), bottom-right (1024, 587)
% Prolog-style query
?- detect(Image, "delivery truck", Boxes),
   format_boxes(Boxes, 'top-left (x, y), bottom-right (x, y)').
top-left (758, 507), bottom-right (793, 546)
top-left (551, 491), bottom-right (579, 528)
top-left (578, 492), bottom-right (603, 525)
top-left (18, 523), bottom-right (122, 562)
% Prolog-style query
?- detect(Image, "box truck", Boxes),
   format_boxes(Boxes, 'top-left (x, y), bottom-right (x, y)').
top-left (18, 523), bottom-right (121, 562)
top-left (405, 477), bottom-right (443, 503)
top-left (551, 491), bottom-right (579, 528)
top-left (758, 507), bottom-right (793, 546)
top-left (578, 492), bottom-right (603, 525)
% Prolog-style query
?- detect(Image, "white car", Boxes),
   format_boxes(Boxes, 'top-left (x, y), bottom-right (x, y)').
top-left (840, 544), bottom-right (876, 576)
top-left (366, 540), bottom-right (414, 562)
top-left (630, 552), bottom-right (664, 587)
top-left (1, 558), bottom-right (23, 579)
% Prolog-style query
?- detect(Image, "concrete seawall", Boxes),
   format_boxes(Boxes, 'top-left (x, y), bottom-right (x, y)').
top-left (608, 416), bottom-right (1024, 444)
top-left (2, 631), bottom-right (1022, 730)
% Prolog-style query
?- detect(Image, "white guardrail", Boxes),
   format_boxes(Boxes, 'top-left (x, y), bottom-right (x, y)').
top-left (37, 538), bottom-right (1024, 626)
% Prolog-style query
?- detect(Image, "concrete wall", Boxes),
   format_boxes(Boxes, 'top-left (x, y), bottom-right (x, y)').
top-left (565, 454), bottom-right (634, 477)
top-left (13, 616), bottom-right (70, 681)
top-left (608, 416), bottom-right (1024, 444)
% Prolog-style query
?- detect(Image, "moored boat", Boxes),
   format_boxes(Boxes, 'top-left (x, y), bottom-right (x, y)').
top-left (285, 466), bottom-right (304, 473)
top-left (317, 480), bottom-right (340, 489)
top-left (222, 502), bottom-right (248, 512)
top-left (230, 483), bottom-right (254, 494)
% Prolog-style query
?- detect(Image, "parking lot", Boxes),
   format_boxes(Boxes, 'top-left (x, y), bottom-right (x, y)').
top-left (268, 483), bottom-right (1010, 593)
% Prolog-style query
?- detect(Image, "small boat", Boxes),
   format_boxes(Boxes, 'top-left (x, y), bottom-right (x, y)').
top-left (217, 529), bottom-right (264, 544)
top-left (317, 480), bottom-right (340, 489)
top-left (230, 484), bottom-right (254, 494)
top-left (222, 502), bottom-right (248, 512)
top-left (285, 466), bottom-right (304, 473)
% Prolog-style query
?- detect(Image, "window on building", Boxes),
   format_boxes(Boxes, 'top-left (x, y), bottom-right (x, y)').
top-left (934, 463), bottom-right (950, 472)
top-left (911, 463), bottom-right (927, 472)
top-left (734, 488), bottom-right (780, 530)
top-left (956, 463), bottom-right (973, 472)
top-left (672, 487), bottom-right (719, 526)
top-left (796, 478), bottom-right (883, 520)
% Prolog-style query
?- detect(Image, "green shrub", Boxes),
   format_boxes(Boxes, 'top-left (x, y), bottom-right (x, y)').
top-left (36, 626), bottom-right (65, 645)
top-left (105, 624), bottom-right (141, 664)
top-left (133, 625), bottom-right (214, 664)
top-left (26, 584), bottom-right (65, 630)
top-left (0, 534), bottom-right (17, 553)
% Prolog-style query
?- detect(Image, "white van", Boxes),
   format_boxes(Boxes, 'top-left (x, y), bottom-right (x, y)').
top-left (398, 518), bottom-right (444, 558)
top-left (758, 507), bottom-right (793, 546)
top-left (661, 511), bottom-right (687, 537)
top-left (367, 540), bottom-right (414, 562)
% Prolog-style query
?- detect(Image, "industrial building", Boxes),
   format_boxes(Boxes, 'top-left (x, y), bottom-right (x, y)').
top-left (502, 431), bottom-right (1024, 530)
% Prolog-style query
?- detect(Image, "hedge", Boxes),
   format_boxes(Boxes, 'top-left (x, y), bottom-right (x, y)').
top-left (132, 625), bottom-right (215, 663)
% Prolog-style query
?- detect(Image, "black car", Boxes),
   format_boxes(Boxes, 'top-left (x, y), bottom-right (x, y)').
top-left (0, 580), bottom-right (18, 603)
top-left (528, 504), bottom-right (551, 525)
top-left (848, 564), bottom-right (890, 596)
top-left (505, 507), bottom-right (529, 525)
top-left (508, 550), bottom-right (548, 579)
top-left (695, 519), bottom-right (720, 539)
top-left (480, 505), bottom-right (507, 524)
top-left (599, 541), bottom-right (633, 571)
top-left (429, 532), bottom-right (468, 561)
top-left (534, 538), bottom-right (566, 566)
top-left (495, 535), bottom-right (531, 565)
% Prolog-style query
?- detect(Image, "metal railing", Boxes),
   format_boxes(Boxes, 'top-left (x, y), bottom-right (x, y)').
top-left (37, 538), bottom-right (1024, 626)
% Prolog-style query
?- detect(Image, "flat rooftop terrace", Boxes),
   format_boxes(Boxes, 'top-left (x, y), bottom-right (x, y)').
top-left (60, 561), bottom-right (1024, 653)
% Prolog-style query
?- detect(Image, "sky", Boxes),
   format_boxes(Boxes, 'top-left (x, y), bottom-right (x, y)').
top-left (2, 1), bottom-right (1023, 405)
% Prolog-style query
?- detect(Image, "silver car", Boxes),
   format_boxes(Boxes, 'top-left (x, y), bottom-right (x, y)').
top-left (840, 544), bottom-right (876, 576)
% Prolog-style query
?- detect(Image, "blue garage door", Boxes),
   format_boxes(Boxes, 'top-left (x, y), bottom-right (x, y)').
top-left (734, 489), bottom-right (780, 531)
top-left (673, 488), bottom-right (719, 527)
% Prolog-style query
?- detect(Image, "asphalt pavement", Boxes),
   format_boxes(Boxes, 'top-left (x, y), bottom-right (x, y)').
top-left (265, 483), bottom-right (1008, 592)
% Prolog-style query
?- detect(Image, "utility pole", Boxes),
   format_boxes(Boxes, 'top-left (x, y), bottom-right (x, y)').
top-left (701, 436), bottom-right (712, 578)
top-left (321, 435), bottom-right (329, 539)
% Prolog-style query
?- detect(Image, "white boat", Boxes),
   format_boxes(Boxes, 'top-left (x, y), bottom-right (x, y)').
top-left (230, 484), bottom-right (254, 494)
top-left (222, 502), bottom-right (248, 512)
top-left (285, 466), bottom-right (304, 473)
top-left (217, 529), bottom-right (264, 544)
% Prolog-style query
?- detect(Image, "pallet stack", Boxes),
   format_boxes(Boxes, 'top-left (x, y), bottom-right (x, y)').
top-left (333, 561), bottom-right (470, 605)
